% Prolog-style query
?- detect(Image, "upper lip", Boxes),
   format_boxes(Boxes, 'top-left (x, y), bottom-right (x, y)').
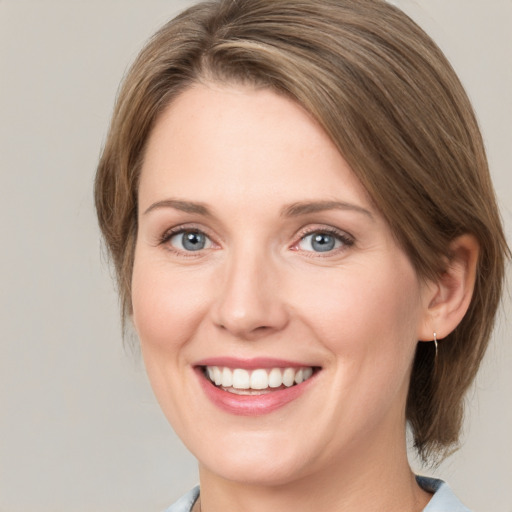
top-left (194, 357), bottom-right (319, 369)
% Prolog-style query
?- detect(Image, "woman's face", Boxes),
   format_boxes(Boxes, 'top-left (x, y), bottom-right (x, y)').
top-left (133, 83), bottom-right (432, 485)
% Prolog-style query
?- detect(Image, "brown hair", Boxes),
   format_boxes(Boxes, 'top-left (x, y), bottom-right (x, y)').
top-left (95, 0), bottom-right (509, 463)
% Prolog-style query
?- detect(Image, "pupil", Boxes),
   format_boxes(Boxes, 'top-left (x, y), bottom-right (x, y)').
top-left (312, 233), bottom-right (335, 252)
top-left (183, 232), bottom-right (205, 251)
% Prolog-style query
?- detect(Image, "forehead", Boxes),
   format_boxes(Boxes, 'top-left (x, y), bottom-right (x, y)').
top-left (139, 82), bottom-right (373, 214)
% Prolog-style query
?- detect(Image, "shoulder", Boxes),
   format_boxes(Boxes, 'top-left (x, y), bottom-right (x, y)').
top-left (164, 479), bottom-right (470, 512)
top-left (162, 486), bottom-right (200, 512)
top-left (417, 476), bottom-right (472, 512)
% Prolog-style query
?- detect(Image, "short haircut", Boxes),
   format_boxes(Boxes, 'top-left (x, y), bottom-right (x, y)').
top-left (95, 0), bottom-right (509, 463)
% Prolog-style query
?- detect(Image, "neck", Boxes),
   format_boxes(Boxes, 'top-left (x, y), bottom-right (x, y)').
top-left (197, 428), bottom-right (431, 512)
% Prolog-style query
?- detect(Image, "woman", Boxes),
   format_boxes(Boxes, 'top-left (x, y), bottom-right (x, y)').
top-left (95, 1), bottom-right (508, 510)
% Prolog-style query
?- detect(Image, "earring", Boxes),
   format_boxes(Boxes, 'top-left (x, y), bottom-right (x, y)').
top-left (433, 332), bottom-right (438, 360)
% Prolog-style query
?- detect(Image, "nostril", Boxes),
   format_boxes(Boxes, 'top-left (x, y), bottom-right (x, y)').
top-left (216, 322), bottom-right (277, 339)
top-left (254, 325), bottom-right (272, 332)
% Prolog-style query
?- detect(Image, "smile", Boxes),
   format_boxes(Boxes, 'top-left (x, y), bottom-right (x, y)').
top-left (195, 360), bottom-right (320, 416)
top-left (204, 366), bottom-right (315, 394)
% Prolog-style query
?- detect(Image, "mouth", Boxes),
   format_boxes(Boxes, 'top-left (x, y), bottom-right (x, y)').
top-left (195, 360), bottom-right (320, 415)
top-left (202, 366), bottom-right (315, 395)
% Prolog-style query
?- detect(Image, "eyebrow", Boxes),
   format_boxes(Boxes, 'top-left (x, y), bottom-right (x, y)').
top-left (143, 198), bottom-right (374, 221)
top-left (143, 199), bottom-right (212, 216)
top-left (281, 200), bottom-right (374, 220)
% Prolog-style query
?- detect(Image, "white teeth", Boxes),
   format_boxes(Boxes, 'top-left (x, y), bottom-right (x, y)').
top-left (282, 368), bottom-right (295, 387)
top-left (221, 367), bottom-right (233, 387)
top-left (213, 366), bottom-right (222, 386)
top-left (250, 369), bottom-right (268, 390)
top-left (232, 369), bottom-right (250, 389)
top-left (268, 368), bottom-right (283, 388)
top-left (206, 366), bottom-right (315, 390)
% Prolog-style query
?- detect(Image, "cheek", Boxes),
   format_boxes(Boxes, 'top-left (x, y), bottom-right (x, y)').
top-left (292, 258), bottom-right (423, 364)
top-left (293, 260), bottom-right (423, 433)
top-left (130, 253), bottom-right (214, 429)
top-left (131, 256), bottom-right (209, 355)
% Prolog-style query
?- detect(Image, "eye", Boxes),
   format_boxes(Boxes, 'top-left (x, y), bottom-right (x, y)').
top-left (297, 230), bottom-right (352, 253)
top-left (168, 230), bottom-right (213, 252)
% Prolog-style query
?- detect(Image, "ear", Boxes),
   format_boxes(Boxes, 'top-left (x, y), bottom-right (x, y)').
top-left (418, 234), bottom-right (479, 341)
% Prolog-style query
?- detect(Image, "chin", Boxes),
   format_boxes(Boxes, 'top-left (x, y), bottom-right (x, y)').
top-left (192, 431), bottom-right (321, 487)
top-left (201, 455), bottom-right (309, 487)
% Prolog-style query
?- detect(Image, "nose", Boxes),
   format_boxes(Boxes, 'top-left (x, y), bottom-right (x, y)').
top-left (211, 248), bottom-right (289, 340)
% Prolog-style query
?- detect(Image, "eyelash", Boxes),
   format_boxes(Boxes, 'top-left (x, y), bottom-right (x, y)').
top-left (292, 226), bottom-right (355, 255)
top-left (158, 225), bottom-right (355, 256)
top-left (159, 224), bottom-right (216, 257)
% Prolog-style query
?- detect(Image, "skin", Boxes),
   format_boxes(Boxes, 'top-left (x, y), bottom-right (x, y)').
top-left (132, 83), bottom-right (476, 512)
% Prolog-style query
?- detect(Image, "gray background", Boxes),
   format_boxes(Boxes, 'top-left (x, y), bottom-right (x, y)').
top-left (0, 1), bottom-right (510, 511)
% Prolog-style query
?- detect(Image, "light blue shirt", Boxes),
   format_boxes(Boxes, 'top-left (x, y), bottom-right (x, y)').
top-left (164, 477), bottom-right (471, 511)
top-left (418, 477), bottom-right (471, 512)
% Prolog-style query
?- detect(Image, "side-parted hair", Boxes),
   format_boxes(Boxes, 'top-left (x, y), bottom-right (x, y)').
top-left (95, 0), bottom-right (509, 462)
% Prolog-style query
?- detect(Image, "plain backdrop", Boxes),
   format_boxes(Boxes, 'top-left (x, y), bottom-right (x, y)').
top-left (1, 1), bottom-right (511, 511)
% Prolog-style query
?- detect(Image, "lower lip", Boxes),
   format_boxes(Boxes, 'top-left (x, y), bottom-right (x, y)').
top-left (195, 368), bottom-right (317, 416)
